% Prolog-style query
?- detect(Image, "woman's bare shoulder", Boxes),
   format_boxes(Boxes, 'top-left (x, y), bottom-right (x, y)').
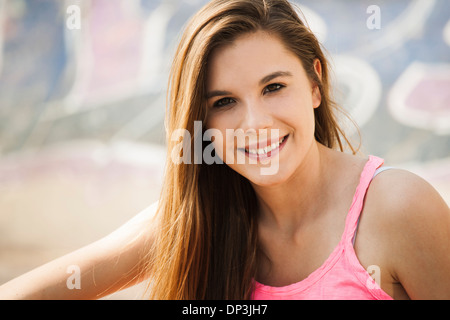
top-left (365, 167), bottom-right (449, 237)
top-left (365, 168), bottom-right (450, 298)
top-left (367, 168), bottom-right (448, 218)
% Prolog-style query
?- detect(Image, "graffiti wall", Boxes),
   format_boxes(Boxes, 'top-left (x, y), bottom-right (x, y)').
top-left (0, 0), bottom-right (448, 164)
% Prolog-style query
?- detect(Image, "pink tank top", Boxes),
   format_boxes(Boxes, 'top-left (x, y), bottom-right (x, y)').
top-left (252, 155), bottom-right (394, 300)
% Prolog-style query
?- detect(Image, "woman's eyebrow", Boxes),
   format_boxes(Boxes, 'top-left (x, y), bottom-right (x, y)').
top-left (206, 90), bottom-right (232, 99)
top-left (259, 71), bottom-right (293, 86)
top-left (206, 71), bottom-right (293, 99)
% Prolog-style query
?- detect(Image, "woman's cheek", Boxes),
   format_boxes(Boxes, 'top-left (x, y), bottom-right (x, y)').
top-left (206, 117), bottom-right (234, 164)
top-left (211, 138), bottom-right (225, 163)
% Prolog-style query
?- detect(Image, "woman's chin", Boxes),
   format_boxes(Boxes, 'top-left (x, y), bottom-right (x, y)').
top-left (233, 164), bottom-right (292, 188)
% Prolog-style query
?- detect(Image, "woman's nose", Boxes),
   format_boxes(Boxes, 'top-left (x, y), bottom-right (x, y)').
top-left (239, 98), bottom-right (274, 133)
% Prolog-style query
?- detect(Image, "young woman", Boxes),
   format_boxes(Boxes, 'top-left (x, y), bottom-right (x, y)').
top-left (1, 0), bottom-right (449, 300)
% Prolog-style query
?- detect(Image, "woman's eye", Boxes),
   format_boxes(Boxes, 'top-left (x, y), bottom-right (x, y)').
top-left (213, 97), bottom-right (235, 108)
top-left (264, 83), bottom-right (284, 94)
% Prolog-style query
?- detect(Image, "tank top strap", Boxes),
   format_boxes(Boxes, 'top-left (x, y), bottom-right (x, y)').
top-left (342, 155), bottom-right (384, 245)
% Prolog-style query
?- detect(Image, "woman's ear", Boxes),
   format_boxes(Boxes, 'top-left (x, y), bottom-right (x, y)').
top-left (312, 59), bottom-right (322, 109)
top-left (313, 58), bottom-right (322, 81)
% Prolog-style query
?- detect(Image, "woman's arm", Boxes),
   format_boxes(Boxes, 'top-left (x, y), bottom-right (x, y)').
top-left (0, 202), bottom-right (159, 300)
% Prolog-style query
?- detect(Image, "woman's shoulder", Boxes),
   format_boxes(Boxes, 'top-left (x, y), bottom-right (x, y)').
top-left (332, 151), bottom-right (446, 211)
top-left (341, 151), bottom-right (449, 247)
top-left (361, 162), bottom-right (450, 298)
top-left (359, 163), bottom-right (449, 240)
top-left (367, 166), bottom-right (448, 220)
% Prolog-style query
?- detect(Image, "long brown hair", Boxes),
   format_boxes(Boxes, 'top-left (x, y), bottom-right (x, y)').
top-left (145, 0), bottom-right (358, 299)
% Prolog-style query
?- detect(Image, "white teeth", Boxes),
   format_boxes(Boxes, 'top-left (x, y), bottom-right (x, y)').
top-left (245, 136), bottom-right (286, 155)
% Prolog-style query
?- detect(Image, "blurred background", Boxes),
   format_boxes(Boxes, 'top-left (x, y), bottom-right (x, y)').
top-left (0, 0), bottom-right (449, 299)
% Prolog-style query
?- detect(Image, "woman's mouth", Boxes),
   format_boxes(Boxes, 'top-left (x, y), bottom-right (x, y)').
top-left (241, 134), bottom-right (289, 161)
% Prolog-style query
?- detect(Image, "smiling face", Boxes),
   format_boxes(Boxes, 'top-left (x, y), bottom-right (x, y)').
top-left (205, 31), bottom-right (322, 186)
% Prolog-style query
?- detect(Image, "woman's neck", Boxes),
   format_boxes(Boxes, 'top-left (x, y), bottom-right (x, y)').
top-left (252, 142), bottom-right (332, 235)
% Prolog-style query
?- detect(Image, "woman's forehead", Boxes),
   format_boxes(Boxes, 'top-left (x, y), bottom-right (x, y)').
top-left (206, 31), bottom-right (305, 89)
